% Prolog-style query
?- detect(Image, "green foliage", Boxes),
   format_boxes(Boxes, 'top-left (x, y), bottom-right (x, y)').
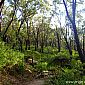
top-left (56, 50), bottom-right (70, 59)
top-left (45, 68), bottom-right (82, 85)
top-left (35, 62), bottom-right (48, 71)
top-left (47, 50), bottom-right (70, 66)
top-left (72, 50), bottom-right (79, 59)
top-left (44, 46), bottom-right (58, 54)
top-left (24, 50), bottom-right (41, 60)
top-left (0, 40), bottom-right (24, 70)
top-left (71, 59), bottom-right (82, 69)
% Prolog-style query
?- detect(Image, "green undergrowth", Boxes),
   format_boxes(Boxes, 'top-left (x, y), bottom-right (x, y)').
top-left (0, 40), bottom-right (24, 70)
top-left (0, 39), bottom-right (83, 85)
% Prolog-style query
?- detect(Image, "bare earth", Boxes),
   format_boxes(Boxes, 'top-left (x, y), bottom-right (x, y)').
top-left (0, 71), bottom-right (45, 85)
top-left (26, 79), bottom-right (45, 85)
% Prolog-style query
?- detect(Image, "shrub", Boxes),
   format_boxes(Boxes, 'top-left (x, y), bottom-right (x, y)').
top-left (0, 41), bottom-right (24, 70)
top-left (45, 68), bottom-right (82, 85)
top-left (35, 62), bottom-right (48, 71)
top-left (24, 50), bottom-right (41, 60)
top-left (72, 50), bottom-right (79, 59)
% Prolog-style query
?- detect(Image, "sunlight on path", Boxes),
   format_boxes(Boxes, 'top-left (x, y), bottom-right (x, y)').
top-left (28, 79), bottom-right (45, 85)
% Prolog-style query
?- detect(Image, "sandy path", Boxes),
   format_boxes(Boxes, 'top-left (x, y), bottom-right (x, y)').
top-left (25, 79), bottom-right (45, 85)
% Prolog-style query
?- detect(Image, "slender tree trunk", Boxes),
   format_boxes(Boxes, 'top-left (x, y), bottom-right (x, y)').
top-left (0, 0), bottom-right (5, 33)
top-left (36, 28), bottom-right (39, 48)
top-left (83, 34), bottom-right (85, 55)
top-left (0, 9), bottom-right (1, 32)
top-left (61, 28), bottom-right (72, 56)
top-left (65, 35), bottom-right (72, 56)
top-left (26, 20), bottom-right (30, 50)
top-left (73, 24), bottom-right (85, 62)
top-left (25, 39), bottom-right (27, 50)
top-left (56, 32), bottom-right (60, 52)
top-left (34, 38), bottom-right (37, 51)
top-left (41, 37), bottom-right (44, 53)
top-left (33, 29), bottom-right (37, 51)
top-left (16, 20), bottom-right (24, 51)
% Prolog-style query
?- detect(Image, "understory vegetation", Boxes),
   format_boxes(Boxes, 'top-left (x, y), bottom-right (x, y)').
top-left (0, 39), bottom-right (85, 85)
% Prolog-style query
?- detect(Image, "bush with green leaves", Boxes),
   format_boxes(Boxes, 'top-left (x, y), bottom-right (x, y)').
top-left (72, 50), bottom-right (79, 59)
top-left (35, 62), bottom-right (48, 72)
top-left (0, 41), bottom-right (24, 70)
top-left (44, 46), bottom-right (58, 54)
top-left (24, 50), bottom-right (41, 60)
top-left (45, 68), bottom-right (83, 85)
top-left (56, 50), bottom-right (70, 59)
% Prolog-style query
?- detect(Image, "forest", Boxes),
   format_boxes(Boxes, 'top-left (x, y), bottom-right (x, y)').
top-left (0, 0), bottom-right (85, 85)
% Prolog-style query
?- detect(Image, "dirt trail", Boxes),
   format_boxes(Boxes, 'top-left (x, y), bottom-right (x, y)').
top-left (25, 79), bottom-right (45, 85)
top-left (0, 71), bottom-right (46, 85)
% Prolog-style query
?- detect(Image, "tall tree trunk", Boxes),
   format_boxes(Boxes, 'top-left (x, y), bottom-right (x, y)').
top-left (63, 0), bottom-right (85, 63)
top-left (16, 20), bottom-right (24, 51)
top-left (25, 39), bottom-right (30, 50)
top-left (36, 28), bottom-right (39, 48)
top-left (73, 24), bottom-right (85, 62)
top-left (61, 28), bottom-right (72, 56)
top-left (56, 32), bottom-right (60, 52)
top-left (26, 20), bottom-right (30, 50)
top-left (40, 33), bottom-right (44, 53)
top-left (83, 34), bottom-right (85, 55)
top-left (0, 8), bottom-right (1, 32)
top-left (0, 0), bottom-right (5, 33)
top-left (33, 29), bottom-right (37, 51)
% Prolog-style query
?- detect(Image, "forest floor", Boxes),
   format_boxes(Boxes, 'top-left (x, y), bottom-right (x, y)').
top-left (0, 71), bottom-right (46, 85)
top-left (27, 79), bottom-right (45, 85)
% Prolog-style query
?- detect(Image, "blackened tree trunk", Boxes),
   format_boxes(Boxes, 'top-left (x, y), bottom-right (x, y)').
top-left (65, 36), bottom-right (72, 56)
top-left (16, 20), bottom-right (24, 51)
top-left (83, 34), bottom-right (85, 55)
top-left (56, 32), bottom-right (60, 52)
top-left (33, 29), bottom-right (37, 51)
top-left (36, 28), bottom-right (39, 48)
top-left (73, 24), bottom-right (85, 62)
top-left (17, 19), bottom-right (24, 34)
top-left (41, 38), bottom-right (44, 53)
top-left (25, 39), bottom-right (27, 50)
top-left (25, 39), bottom-right (30, 50)
top-left (26, 20), bottom-right (30, 50)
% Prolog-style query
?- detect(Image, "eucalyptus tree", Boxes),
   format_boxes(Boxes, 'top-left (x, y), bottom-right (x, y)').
top-left (2, 0), bottom-right (49, 51)
top-left (63, 0), bottom-right (85, 63)
top-left (19, 0), bottom-right (49, 51)
top-left (50, 0), bottom-right (72, 55)
top-left (2, 0), bottom-right (18, 37)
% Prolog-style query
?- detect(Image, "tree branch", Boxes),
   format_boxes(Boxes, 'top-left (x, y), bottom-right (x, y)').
top-left (63, 0), bottom-right (73, 24)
